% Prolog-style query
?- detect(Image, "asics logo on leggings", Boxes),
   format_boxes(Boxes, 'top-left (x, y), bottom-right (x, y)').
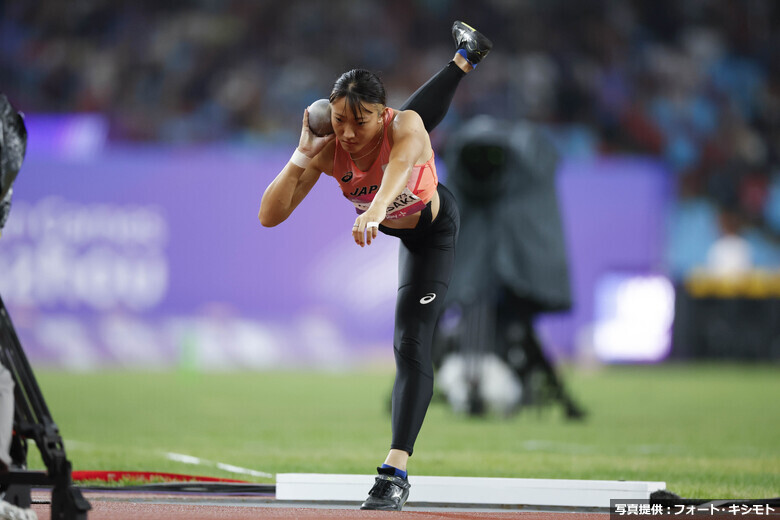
top-left (419, 293), bottom-right (436, 304)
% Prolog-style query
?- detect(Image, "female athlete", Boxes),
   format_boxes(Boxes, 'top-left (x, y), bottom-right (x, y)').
top-left (259, 21), bottom-right (492, 511)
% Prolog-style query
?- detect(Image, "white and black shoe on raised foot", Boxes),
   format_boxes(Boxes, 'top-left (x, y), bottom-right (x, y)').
top-left (452, 20), bottom-right (493, 67)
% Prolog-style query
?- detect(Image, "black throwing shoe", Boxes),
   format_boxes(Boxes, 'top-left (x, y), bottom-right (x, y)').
top-left (452, 20), bottom-right (493, 67)
top-left (360, 467), bottom-right (411, 511)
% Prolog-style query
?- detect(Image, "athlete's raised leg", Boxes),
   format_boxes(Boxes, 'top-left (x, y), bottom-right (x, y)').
top-left (400, 21), bottom-right (493, 133)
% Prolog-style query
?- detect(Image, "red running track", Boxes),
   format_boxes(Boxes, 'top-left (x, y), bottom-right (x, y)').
top-left (31, 491), bottom-right (610, 520)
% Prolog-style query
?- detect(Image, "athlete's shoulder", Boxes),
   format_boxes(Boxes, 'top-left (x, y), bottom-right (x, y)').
top-left (393, 108), bottom-right (423, 125)
top-left (389, 108), bottom-right (425, 137)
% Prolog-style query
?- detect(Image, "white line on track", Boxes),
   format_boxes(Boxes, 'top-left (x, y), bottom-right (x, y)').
top-left (63, 440), bottom-right (275, 479)
top-left (165, 452), bottom-right (273, 478)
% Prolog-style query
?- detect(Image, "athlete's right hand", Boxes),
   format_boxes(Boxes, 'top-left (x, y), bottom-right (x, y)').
top-left (297, 108), bottom-right (335, 159)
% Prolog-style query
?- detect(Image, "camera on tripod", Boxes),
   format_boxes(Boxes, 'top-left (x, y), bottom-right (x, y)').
top-left (0, 94), bottom-right (91, 519)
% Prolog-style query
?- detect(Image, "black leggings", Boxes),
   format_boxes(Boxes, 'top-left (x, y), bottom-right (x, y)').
top-left (380, 185), bottom-right (460, 455)
top-left (400, 62), bottom-right (466, 132)
top-left (378, 61), bottom-right (465, 455)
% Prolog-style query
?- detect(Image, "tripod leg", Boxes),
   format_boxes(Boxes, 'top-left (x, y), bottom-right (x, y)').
top-left (497, 291), bottom-right (585, 420)
top-left (0, 331), bottom-right (32, 510)
top-left (0, 295), bottom-right (91, 518)
top-left (523, 323), bottom-right (586, 420)
top-left (52, 460), bottom-right (91, 520)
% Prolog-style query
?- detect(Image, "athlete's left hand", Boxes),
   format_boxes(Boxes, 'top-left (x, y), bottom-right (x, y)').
top-left (352, 206), bottom-right (386, 247)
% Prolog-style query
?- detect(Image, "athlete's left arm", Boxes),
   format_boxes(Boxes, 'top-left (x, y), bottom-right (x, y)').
top-left (352, 110), bottom-right (428, 246)
top-left (373, 110), bottom-right (428, 208)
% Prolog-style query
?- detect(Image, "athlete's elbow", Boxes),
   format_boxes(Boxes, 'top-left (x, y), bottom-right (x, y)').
top-left (258, 208), bottom-right (280, 227)
top-left (259, 215), bottom-right (280, 228)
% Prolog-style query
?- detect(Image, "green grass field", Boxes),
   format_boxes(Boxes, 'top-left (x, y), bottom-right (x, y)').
top-left (27, 362), bottom-right (779, 500)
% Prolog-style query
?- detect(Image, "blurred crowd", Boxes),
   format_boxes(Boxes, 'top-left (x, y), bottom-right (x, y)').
top-left (1, 0), bottom-right (779, 276)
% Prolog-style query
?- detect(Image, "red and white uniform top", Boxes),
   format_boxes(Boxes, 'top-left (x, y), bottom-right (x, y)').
top-left (332, 108), bottom-right (438, 220)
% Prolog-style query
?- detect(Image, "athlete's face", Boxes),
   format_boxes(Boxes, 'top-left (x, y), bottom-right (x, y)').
top-left (330, 98), bottom-right (384, 154)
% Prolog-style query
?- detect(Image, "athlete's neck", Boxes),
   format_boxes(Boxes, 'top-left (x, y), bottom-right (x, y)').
top-left (349, 127), bottom-right (383, 164)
